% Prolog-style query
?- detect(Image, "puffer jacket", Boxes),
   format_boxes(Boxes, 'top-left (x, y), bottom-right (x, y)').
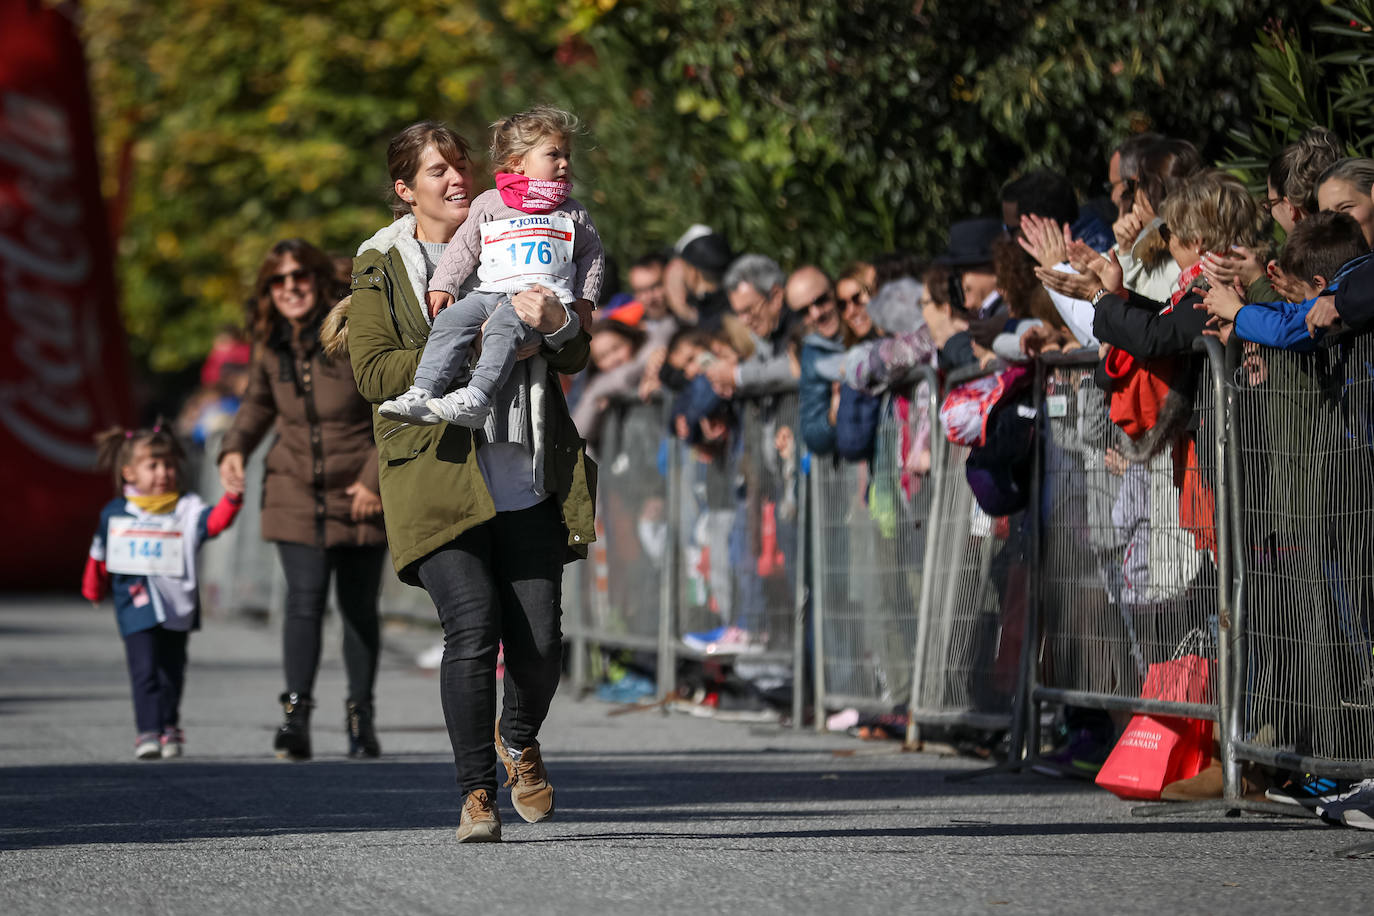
top-left (798, 332), bottom-right (844, 455)
top-left (220, 312), bottom-right (385, 549)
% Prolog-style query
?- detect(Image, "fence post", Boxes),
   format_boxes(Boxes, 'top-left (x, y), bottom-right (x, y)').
top-left (793, 452), bottom-right (810, 731)
top-left (906, 366), bottom-right (944, 748)
top-left (569, 558), bottom-right (588, 698)
top-left (810, 464), bottom-right (828, 732)
top-left (1199, 336), bottom-right (1240, 799)
top-left (656, 427), bottom-right (682, 707)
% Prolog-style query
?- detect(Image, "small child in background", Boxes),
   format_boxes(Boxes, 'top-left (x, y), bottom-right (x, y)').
top-left (1201, 211), bottom-right (1370, 349)
top-left (82, 424), bottom-right (243, 760)
top-left (380, 105), bottom-right (604, 427)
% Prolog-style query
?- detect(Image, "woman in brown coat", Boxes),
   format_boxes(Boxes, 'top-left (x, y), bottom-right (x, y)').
top-left (218, 238), bottom-right (387, 761)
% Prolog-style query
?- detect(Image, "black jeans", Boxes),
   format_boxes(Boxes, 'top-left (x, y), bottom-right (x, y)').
top-left (276, 542), bottom-right (386, 704)
top-left (123, 625), bottom-right (189, 734)
top-left (416, 499), bottom-right (565, 797)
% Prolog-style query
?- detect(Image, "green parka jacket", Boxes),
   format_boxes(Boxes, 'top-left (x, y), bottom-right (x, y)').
top-left (344, 216), bottom-right (596, 584)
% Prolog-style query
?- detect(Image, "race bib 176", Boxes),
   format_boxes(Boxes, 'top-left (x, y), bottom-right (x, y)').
top-left (478, 214), bottom-right (575, 287)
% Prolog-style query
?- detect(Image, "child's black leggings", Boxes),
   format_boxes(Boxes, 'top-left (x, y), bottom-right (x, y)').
top-left (123, 625), bottom-right (189, 734)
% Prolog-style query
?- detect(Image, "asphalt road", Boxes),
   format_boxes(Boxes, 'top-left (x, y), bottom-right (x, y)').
top-left (0, 596), bottom-right (1368, 915)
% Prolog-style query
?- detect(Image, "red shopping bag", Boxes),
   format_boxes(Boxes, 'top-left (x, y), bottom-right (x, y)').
top-left (1094, 654), bottom-right (1213, 800)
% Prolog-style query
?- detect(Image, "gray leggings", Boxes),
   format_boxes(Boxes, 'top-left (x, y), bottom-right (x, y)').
top-left (412, 290), bottom-right (539, 399)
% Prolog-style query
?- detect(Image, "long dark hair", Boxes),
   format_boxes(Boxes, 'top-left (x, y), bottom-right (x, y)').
top-left (245, 239), bottom-right (346, 346)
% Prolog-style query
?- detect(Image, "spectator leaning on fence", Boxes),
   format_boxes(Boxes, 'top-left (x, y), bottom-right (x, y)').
top-left (703, 254), bottom-right (799, 398)
top-left (919, 263), bottom-right (977, 371)
top-left (571, 318), bottom-right (648, 446)
top-left (793, 266), bottom-right (848, 456)
top-left (1314, 157), bottom-right (1374, 248)
top-left (668, 228), bottom-right (734, 330)
top-left (1199, 211), bottom-right (1370, 351)
top-left (337, 120), bottom-right (591, 844)
top-left (1268, 126), bottom-right (1346, 234)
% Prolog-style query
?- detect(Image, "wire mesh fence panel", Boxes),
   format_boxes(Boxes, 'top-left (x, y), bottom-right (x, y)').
top-left (911, 446), bottom-right (1028, 728)
top-left (568, 396), bottom-right (670, 651)
top-left (812, 392), bottom-right (932, 711)
top-left (911, 363), bottom-right (1028, 731)
top-left (1036, 352), bottom-right (1220, 717)
top-left (1229, 336), bottom-right (1374, 774)
top-left (673, 392), bottom-right (801, 661)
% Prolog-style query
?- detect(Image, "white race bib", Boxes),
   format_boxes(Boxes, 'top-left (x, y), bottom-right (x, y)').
top-left (106, 515), bottom-right (185, 577)
top-left (477, 214), bottom-right (576, 298)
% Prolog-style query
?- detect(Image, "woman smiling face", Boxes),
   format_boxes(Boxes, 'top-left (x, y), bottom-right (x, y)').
top-left (267, 253), bottom-right (316, 326)
top-left (400, 143), bottom-right (475, 243)
top-left (1318, 177), bottom-right (1374, 247)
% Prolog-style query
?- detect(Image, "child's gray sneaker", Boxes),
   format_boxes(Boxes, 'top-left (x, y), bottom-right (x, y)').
top-left (427, 388), bottom-right (491, 428)
top-left (134, 732), bottom-right (162, 760)
top-left (379, 386), bottom-right (442, 424)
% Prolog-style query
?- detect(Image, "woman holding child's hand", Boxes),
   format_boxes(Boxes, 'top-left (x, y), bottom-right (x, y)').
top-left (219, 238), bottom-right (388, 764)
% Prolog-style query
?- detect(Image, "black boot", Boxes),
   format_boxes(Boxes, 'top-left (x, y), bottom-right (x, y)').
top-left (345, 700), bottom-right (381, 758)
top-left (274, 692), bottom-right (313, 760)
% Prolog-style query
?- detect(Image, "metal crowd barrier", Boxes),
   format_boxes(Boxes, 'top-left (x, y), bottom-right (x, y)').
top-left (1023, 339), bottom-right (1232, 775)
top-left (563, 389), bottom-right (804, 711)
top-left (906, 361), bottom-right (1030, 744)
top-left (810, 370), bottom-right (937, 721)
top-left (562, 394), bottom-right (675, 699)
top-left (666, 391), bottom-right (803, 694)
top-left (1225, 333), bottom-right (1374, 782)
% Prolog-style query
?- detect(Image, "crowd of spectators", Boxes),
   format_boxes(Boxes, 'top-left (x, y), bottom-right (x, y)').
top-left (561, 126), bottom-right (1374, 816)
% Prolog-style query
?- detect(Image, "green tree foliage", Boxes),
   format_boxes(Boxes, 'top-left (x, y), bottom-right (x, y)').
top-left (1222, 1), bottom-right (1374, 186)
top-left (83, 0), bottom-right (608, 372)
top-left (83, 0), bottom-right (1312, 374)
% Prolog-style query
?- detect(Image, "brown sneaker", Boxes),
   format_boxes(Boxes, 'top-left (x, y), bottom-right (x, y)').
top-left (495, 721), bottom-right (555, 823)
top-left (456, 788), bottom-right (501, 843)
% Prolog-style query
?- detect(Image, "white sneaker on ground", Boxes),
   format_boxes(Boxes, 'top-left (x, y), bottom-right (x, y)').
top-left (687, 625), bottom-right (764, 656)
top-left (160, 727), bottom-right (184, 759)
top-left (379, 386), bottom-right (442, 424)
top-left (134, 732), bottom-right (161, 760)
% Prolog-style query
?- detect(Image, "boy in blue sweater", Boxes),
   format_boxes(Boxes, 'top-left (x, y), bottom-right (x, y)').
top-left (1201, 211), bottom-right (1370, 349)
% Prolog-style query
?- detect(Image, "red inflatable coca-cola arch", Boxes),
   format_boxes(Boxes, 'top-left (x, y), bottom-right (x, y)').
top-left (0, 2), bottom-right (135, 589)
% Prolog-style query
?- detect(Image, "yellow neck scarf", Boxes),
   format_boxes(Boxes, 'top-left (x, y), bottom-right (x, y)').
top-left (128, 491), bottom-right (180, 515)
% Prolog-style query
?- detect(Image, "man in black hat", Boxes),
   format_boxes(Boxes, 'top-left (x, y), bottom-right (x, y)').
top-left (673, 229), bottom-right (734, 331)
top-left (940, 217), bottom-right (1006, 320)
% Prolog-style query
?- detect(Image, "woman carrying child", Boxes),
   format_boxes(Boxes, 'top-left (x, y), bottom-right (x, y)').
top-left (378, 105), bottom-right (602, 426)
top-left (338, 115), bottom-right (595, 843)
top-left (83, 425), bottom-right (242, 759)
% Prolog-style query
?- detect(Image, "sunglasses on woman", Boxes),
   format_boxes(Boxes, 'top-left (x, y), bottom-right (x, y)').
top-left (267, 268), bottom-right (311, 289)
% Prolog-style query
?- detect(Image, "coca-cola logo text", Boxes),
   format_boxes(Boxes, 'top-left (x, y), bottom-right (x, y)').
top-left (0, 90), bottom-right (113, 469)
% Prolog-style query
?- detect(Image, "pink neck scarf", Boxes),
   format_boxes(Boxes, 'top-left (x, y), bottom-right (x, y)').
top-left (495, 172), bottom-right (571, 213)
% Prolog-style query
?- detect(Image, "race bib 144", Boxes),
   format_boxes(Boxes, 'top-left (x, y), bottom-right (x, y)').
top-left (105, 515), bottom-right (185, 578)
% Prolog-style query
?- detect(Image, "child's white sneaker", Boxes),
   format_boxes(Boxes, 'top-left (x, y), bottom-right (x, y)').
top-left (379, 386), bottom-right (442, 424)
top-left (427, 388), bottom-right (492, 428)
top-left (160, 727), bottom-right (184, 759)
top-left (134, 732), bottom-right (161, 760)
